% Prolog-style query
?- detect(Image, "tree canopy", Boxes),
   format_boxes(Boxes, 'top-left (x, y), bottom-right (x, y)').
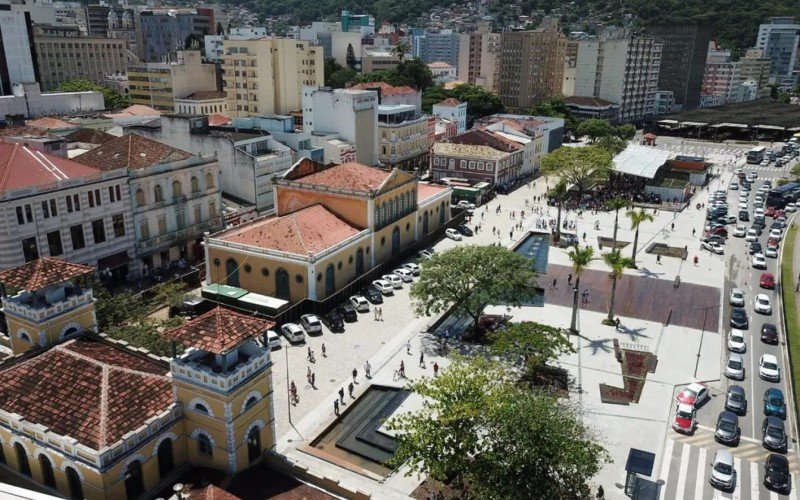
top-left (576, 118), bottom-right (616, 143)
top-left (55, 79), bottom-right (130, 110)
top-left (540, 145), bottom-right (613, 194)
top-left (387, 357), bottom-right (609, 498)
top-left (345, 43), bottom-right (357, 70)
top-left (409, 245), bottom-right (539, 332)
top-left (422, 83), bottom-right (505, 127)
top-left (489, 321), bottom-right (574, 373)
top-left (323, 58), bottom-right (357, 89)
top-left (358, 58), bottom-right (434, 90)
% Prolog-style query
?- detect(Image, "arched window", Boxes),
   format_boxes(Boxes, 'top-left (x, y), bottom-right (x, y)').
top-left (225, 258), bottom-right (239, 288)
top-left (194, 403), bottom-right (210, 415)
top-left (39, 454), bottom-right (56, 488)
top-left (123, 460), bottom-right (144, 499)
top-left (172, 180), bottom-right (183, 198)
top-left (65, 467), bottom-right (83, 500)
top-left (191, 176), bottom-right (199, 193)
top-left (439, 201), bottom-right (446, 224)
top-left (205, 172), bottom-right (214, 189)
top-left (18, 331), bottom-right (31, 344)
top-left (400, 194), bottom-right (406, 214)
top-left (135, 188), bottom-right (145, 207)
top-left (392, 197), bottom-right (398, 218)
top-left (154, 184), bottom-right (164, 203)
top-left (157, 438), bottom-right (174, 478)
top-left (244, 396), bottom-right (258, 412)
top-left (325, 264), bottom-right (335, 296)
top-left (247, 425), bottom-right (261, 464)
top-left (380, 204), bottom-right (386, 225)
top-left (275, 269), bottom-right (290, 300)
top-left (14, 443), bottom-right (30, 476)
top-left (198, 434), bottom-right (213, 457)
top-left (375, 203), bottom-right (381, 226)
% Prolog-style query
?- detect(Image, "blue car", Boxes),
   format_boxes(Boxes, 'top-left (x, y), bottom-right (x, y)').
top-left (764, 388), bottom-right (786, 420)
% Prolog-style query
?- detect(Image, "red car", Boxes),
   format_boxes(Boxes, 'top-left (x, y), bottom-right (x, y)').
top-left (765, 207), bottom-right (776, 218)
top-left (761, 272), bottom-right (776, 289)
top-left (768, 237), bottom-right (780, 248)
top-left (705, 226), bottom-right (728, 237)
top-left (676, 382), bottom-right (710, 407)
top-left (775, 210), bottom-right (786, 219)
top-left (672, 404), bottom-right (697, 434)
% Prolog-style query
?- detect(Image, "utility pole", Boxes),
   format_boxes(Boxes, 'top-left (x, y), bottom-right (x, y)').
top-left (693, 304), bottom-right (720, 378)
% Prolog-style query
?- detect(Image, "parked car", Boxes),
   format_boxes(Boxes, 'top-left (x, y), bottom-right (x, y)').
top-left (300, 314), bottom-right (323, 335)
top-left (701, 234), bottom-right (725, 245)
top-left (715, 411), bottom-right (741, 445)
top-left (759, 354), bottom-right (781, 382)
top-left (764, 388), bottom-right (787, 419)
top-left (732, 225), bottom-right (747, 237)
top-left (765, 206), bottom-right (777, 218)
top-left (672, 403), bottom-right (697, 434)
top-left (761, 323), bottom-right (779, 344)
top-left (169, 295), bottom-right (213, 318)
top-left (349, 295), bottom-right (370, 313)
top-left (266, 330), bottom-right (283, 350)
top-left (724, 385), bottom-right (747, 415)
top-left (764, 454), bottom-right (791, 494)
top-left (727, 331), bottom-right (746, 353)
top-left (418, 249), bottom-right (435, 260)
top-left (766, 246), bottom-right (778, 258)
top-left (455, 200), bottom-right (475, 210)
top-left (393, 268), bottom-right (414, 282)
top-left (752, 253), bottom-right (767, 269)
top-left (769, 228), bottom-right (783, 241)
top-left (456, 224), bottom-right (474, 236)
top-left (676, 382), bottom-right (710, 407)
top-left (725, 353), bottom-right (745, 380)
top-left (280, 323), bottom-right (305, 343)
top-left (706, 226), bottom-right (728, 237)
top-left (382, 274), bottom-right (403, 289)
top-left (372, 279), bottom-right (394, 295)
top-left (729, 288), bottom-right (745, 307)
top-left (445, 228), bottom-right (463, 241)
top-left (762, 416), bottom-right (787, 451)
top-left (337, 302), bottom-right (358, 321)
top-left (785, 202), bottom-right (797, 212)
top-left (701, 241), bottom-right (724, 254)
top-left (760, 272), bottom-right (776, 289)
top-left (361, 284), bottom-right (384, 304)
top-left (749, 242), bottom-right (763, 255)
top-left (709, 450), bottom-right (736, 491)
top-left (730, 181), bottom-right (739, 190)
top-left (745, 229), bottom-right (759, 242)
top-left (755, 294), bottom-right (772, 314)
top-left (321, 310), bottom-right (344, 333)
top-left (730, 307), bottom-right (748, 329)
top-left (401, 262), bottom-right (421, 276)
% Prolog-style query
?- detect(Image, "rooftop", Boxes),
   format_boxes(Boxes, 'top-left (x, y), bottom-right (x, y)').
top-left (428, 61), bottom-right (454, 69)
top-left (0, 338), bottom-right (172, 450)
top-left (613, 144), bottom-right (671, 179)
top-left (0, 257), bottom-right (94, 291)
top-left (75, 133), bottom-right (193, 171)
top-left (350, 81), bottom-right (418, 97)
top-left (662, 99), bottom-right (800, 129)
top-left (103, 104), bottom-right (162, 119)
top-left (0, 141), bottom-right (100, 193)
top-left (0, 125), bottom-right (59, 139)
top-left (218, 204), bottom-right (363, 257)
top-left (292, 161), bottom-right (392, 192)
top-left (26, 116), bottom-right (78, 130)
top-left (432, 142), bottom-right (509, 160)
top-left (64, 128), bottom-right (116, 145)
top-left (208, 114), bottom-right (232, 126)
top-left (417, 183), bottom-right (449, 202)
top-left (180, 91), bottom-right (228, 101)
top-left (435, 98), bottom-right (462, 107)
top-left (162, 306), bottom-right (275, 354)
top-left (564, 95), bottom-right (618, 108)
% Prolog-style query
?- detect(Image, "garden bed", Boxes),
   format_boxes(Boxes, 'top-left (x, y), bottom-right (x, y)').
top-left (599, 345), bottom-right (656, 405)
top-left (597, 236), bottom-right (629, 250)
top-left (646, 242), bottom-right (688, 259)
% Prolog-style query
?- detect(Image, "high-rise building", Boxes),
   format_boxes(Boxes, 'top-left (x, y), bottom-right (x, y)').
top-left (644, 24), bottom-right (711, 111)
top-left (417, 30), bottom-right (460, 69)
top-left (223, 38), bottom-right (323, 117)
top-left (128, 50), bottom-right (218, 111)
top-left (136, 8), bottom-right (197, 63)
top-left (457, 21), bottom-right (501, 92)
top-left (0, 6), bottom-right (39, 96)
top-left (702, 42), bottom-right (741, 105)
top-left (756, 17), bottom-right (800, 88)
top-left (739, 49), bottom-right (773, 99)
top-left (573, 33), bottom-right (662, 122)
top-left (497, 20), bottom-right (567, 112)
top-left (35, 37), bottom-right (130, 91)
top-left (341, 10), bottom-right (375, 36)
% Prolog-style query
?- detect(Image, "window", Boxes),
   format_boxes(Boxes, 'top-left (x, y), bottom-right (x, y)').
top-left (41, 201), bottom-right (50, 219)
top-left (172, 180), bottom-right (183, 198)
top-left (194, 205), bottom-right (202, 224)
top-left (16, 206), bottom-right (24, 225)
top-left (154, 185), bottom-right (164, 202)
top-left (22, 237), bottom-right (39, 262)
top-left (70, 225), bottom-right (85, 250)
top-left (460, 160), bottom-right (466, 168)
top-left (46, 231), bottom-right (63, 256)
top-left (209, 200), bottom-right (216, 217)
top-left (244, 396), bottom-right (258, 411)
top-left (157, 217), bottom-right (167, 235)
top-left (191, 176), bottom-right (199, 193)
top-left (198, 434), bottom-right (213, 457)
top-left (176, 210), bottom-right (186, 230)
top-left (468, 161), bottom-right (475, 169)
top-left (112, 214), bottom-right (125, 238)
top-left (140, 221), bottom-right (150, 240)
top-left (205, 172), bottom-right (214, 189)
top-left (478, 162), bottom-right (485, 170)
top-left (88, 190), bottom-right (94, 208)
top-left (135, 188), bottom-right (145, 206)
top-left (39, 454), bottom-right (56, 488)
top-left (448, 159), bottom-right (455, 170)
top-left (91, 219), bottom-right (106, 244)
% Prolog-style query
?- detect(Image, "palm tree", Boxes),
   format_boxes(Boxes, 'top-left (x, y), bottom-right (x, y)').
top-left (547, 179), bottom-right (568, 241)
top-left (605, 197), bottom-right (630, 250)
top-left (392, 42), bottom-right (411, 62)
top-left (626, 208), bottom-right (654, 266)
top-left (602, 250), bottom-right (634, 324)
top-left (567, 245), bottom-right (595, 334)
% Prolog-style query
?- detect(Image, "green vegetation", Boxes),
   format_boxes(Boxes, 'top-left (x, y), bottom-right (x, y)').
top-left (540, 145), bottom-right (614, 196)
top-left (422, 83), bottom-right (505, 127)
top-left (567, 245), bottom-right (595, 333)
top-left (780, 224), bottom-right (800, 419)
top-left (387, 357), bottom-right (609, 498)
top-left (55, 79), bottom-right (130, 110)
top-left (323, 58), bottom-right (357, 89)
top-left (358, 58), bottom-right (434, 90)
top-left (602, 250), bottom-right (635, 323)
top-left (626, 208), bottom-right (655, 265)
top-left (489, 321), bottom-right (574, 375)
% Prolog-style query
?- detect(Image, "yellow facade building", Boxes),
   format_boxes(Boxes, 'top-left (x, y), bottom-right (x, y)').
top-left (204, 160), bottom-right (452, 301)
top-left (0, 258), bottom-right (276, 500)
top-left (128, 50), bottom-right (218, 112)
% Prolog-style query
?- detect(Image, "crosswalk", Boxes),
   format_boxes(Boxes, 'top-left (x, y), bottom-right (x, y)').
top-left (658, 143), bottom-right (746, 157)
top-left (659, 428), bottom-right (799, 499)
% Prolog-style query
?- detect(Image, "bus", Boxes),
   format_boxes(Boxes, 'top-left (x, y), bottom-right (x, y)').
top-left (747, 146), bottom-right (766, 164)
top-left (766, 182), bottom-right (800, 208)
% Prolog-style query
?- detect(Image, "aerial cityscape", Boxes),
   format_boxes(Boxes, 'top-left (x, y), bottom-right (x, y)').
top-left (2, 0), bottom-right (800, 499)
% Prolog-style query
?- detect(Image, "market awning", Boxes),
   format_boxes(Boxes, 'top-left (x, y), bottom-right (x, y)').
top-left (613, 145), bottom-right (671, 179)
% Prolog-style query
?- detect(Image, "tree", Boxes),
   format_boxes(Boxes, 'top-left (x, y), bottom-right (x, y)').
top-left (105, 317), bottom-right (185, 358)
top-left (215, 21), bottom-right (224, 35)
top-left (387, 357), bottom-right (608, 498)
top-left (345, 43), bottom-right (357, 69)
top-left (791, 162), bottom-right (800, 178)
top-left (778, 92), bottom-right (791, 104)
top-left (605, 197), bottom-right (631, 249)
top-left (358, 58), bottom-right (434, 90)
top-left (576, 119), bottom-right (615, 143)
top-left (392, 41), bottom-right (411, 62)
top-left (566, 245), bottom-right (595, 333)
top-left (530, 95), bottom-right (572, 119)
top-left (409, 246), bottom-right (539, 332)
top-left (540, 145), bottom-right (613, 196)
top-left (547, 179), bottom-right (569, 241)
top-left (421, 84), bottom-right (448, 113)
top-left (595, 135), bottom-right (627, 155)
top-left (448, 83), bottom-right (505, 126)
top-left (616, 123), bottom-right (636, 140)
top-left (55, 79), bottom-right (129, 110)
top-left (489, 321), bottom-right (574, 376)
top-left (626, 208), bottom-right (654, 266)
top-left (323, 57), bottom-right (356, 88)
top-left (602, 250), bottom-right (634, 324)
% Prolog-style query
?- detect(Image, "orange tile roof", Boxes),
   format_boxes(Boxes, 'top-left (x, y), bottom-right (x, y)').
top-left (26, 116), bottom-right (78, 130)
top-left (75, 133), bottom-right (193, 171)
top-left (417, 183), bottom-right (448, 202)
top-left (0, 141), bottom-right (101, 193)
top-left (428, 61), bottom-right (454, 69)
top-left (0, 339), bottom-right (172, 450)
top-left (220, 204), bottom-right (362, 256)
top-left (294, 162), bottom-right (391, 192)
top-left (0, 257), bottom-right (94, 291)
top-left (64, 128), bottom-right (116, 145)
top-left (350, 81), bottom-right (418, 96)
top-left (208, 114), bottom-right (232, 126)
top-left (436, 98), bottom-right (462, 107)
top-left (163, 307), bottom-right (275, 354)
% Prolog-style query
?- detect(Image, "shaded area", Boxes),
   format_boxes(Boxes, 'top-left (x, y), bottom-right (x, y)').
top-left (662, 99), bottom-right (800, 129)
top-left (512, 231), bottom-right (550, 273)
top-left (543, 264), bottom-right (720, 331)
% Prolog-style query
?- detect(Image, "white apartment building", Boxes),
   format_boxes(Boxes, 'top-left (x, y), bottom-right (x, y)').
top-left (756, 17), bottom-right (800, 89)
top-left (432, 98), bottom-right (467, 134)
top-left (76, 134), bottom-right (223, 275)
top-left (702, 42), bottom-right (741, 105)
top-left (203, 28), bottom-right (268, 63)
top-left (0, 141), bottom-right (134, 274)
top-left (574, 35), bottom-right (662, 122)
top-left (302, 87), bottom-right (379, 166)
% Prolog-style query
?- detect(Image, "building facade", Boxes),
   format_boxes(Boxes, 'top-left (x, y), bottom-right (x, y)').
top-left (174, 91), bottom-right (229, 115)
top-left (0, 7), bottom-right (39, 96)
top-left (564, 96), bottom-right (620, 121)
top-left (739, 49), bottom-right (773, 99)
top-left (128, 50), bottom-right (218, 112)
top-left (432, 98), bottom-right (467, 134)
top-left (350, 82), bottom-right (421, 113)
top-left (702, 42), bottom-right (741, 105)
top-left (644, 24), bottom-right (711, 111)
top-left (203, 28), bottom-right (268, 63)
top-left (756, 17), bottom-right (800, 89)
top-left (457, 21), bottom-right (500, 92)
top-left (416, 31), bottom-right (460, 69)
top-left (377, 105), bottom-right (435, 170)
top-left (223, 38), bottom-right (323, 117)
top-left (136, 8), bottom-right (197, 63)
top-left (35, 37), bottom-right (129, 91)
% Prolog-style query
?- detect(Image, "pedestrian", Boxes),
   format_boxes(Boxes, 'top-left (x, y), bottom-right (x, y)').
top-left (334, 399), bottom-right (339, 416)
top-left (377, 306), bottom-right (383, 321)
top-left (419, 351), bottom-right (425, 367)
top-left (692, 228), bottom-right (696, 237)
top-left (364, 360), bottom-right (372, 379)
top-left (406, 340), bottom-right (412, 355)
top-left (307, 346), bottom-right (313, 362)
top-left (671, 222), bottom-right (675, 231)
top-left (339, 387), bottom-right (345, 403)
top-left (510, 230), bottom-right (513, 239)
top-left (597, 485), bottom-right (605, 499)
top-left (352, 368), bottom-right (358, 383)
top-left (290, 381), bottom-right (298, 405)
top-left (307, 366), bottom-right (311, 384)
top-left (582, 232), bottom-right (586, 241)
top-left (348, 382), bottom-right (354, 398)
top-left (656, 254), bottom-right (661, 264)
top-left (433, 362), bottom-right (439, 376)
top-left (321, 343), bottom-right (327, 358)
top-left (552, 278), bottom-right (557, 289)
top-left (374, 307), bottom-right (379, 321)
top-left (310, 372), bottom-right (316, 388)
top-left (399, 360), bottom-right (405, 378)
top-left (567, 273), bottom-right (573, 286)
top-left (615, 317), bottom-right (621, 331)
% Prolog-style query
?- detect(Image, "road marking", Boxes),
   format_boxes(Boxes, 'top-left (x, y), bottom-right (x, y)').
top-left (696, 447), bottom-right (708, 499)
top-left (659, 437), bottom-right (675, 487)
top-left (683, 432), bottom-right (717, 445)
top-left (791, 472), bottom-right (800, 500)
top-left (751, 460), bottom-right (761, 498)
top-left (676, 443), bottom-right (691, 500)
top-left (733, 457), bottom-right (742, 500)
top-left (770, 488), bottom-right (780, 500)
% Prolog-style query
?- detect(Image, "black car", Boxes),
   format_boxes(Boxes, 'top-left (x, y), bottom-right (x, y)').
top-left (337, 302), bottom-right (358, 322)
top-left (751, 224), bottom-right (763, 236)
top-left (730, 307), bottom-right (748, 329)
top-left (361, 285), bottom-right (384, 304)
top-left (762, 416), bottom-right (787, 451)
top-left (169, 295), bottom-right (213, 318)
top-left (749, 241), bottom-right (763, 255)
top-left (724, 385), bottom-right (747, 415)
top-left (753, 219), bottom-right (766, 230)
top-left (764, 453), bottom-right (791, 493)
top-left (761, 323), bottom-right (779, 344)
top-left (322, 310), bottom-right (345, 332)
top-left (714, 411), bottom-right (740, 445)
top-left (456, 224), bottom-right (474, 237)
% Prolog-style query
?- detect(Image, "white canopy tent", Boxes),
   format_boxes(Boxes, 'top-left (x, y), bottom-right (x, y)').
top-left (612, 145), bottom-right (672, 179)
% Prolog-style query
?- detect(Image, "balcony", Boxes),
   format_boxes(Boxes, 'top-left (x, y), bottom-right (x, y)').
top-left (137, 218), bottom-right (224, 251)
top-left (2, 287), bottom-right (93, 323)
top-left (170, 342), bottom-right (271, 393)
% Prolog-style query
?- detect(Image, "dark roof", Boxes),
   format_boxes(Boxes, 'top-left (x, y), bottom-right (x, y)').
top-left (182, 91), bottom-right (228, 100)
top-left (162, 307), bottom-right (275, 354)
top-left (75, 133), bottom-right (193, 171)
top-left (0, 258), bottom-right (94, 291)
top-left (564, 95), bottom-right (617, 107)
top-left (64, 128), bottom-right (116, 145)
top-left (0, 339), bottom-right (172, 450)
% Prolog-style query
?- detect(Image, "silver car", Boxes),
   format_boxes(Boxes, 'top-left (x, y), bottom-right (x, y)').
top-left (725, 353), bottom-right (745, 380)
top-left (709, 449), bottom-right (736, 491)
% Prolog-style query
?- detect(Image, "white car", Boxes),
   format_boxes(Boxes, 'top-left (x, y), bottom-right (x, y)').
top-left (755, 207), bottom-right (765, 217)
top-left (445, 228), bottom-right (463, 241)
top-left (738, 202), bottom-right (749, 212)
top-left (766, 245), bottom-right (778, 258)
top-left (280, 323), bottom-right (305, 344)
top-left (749, 171), bottom-right (758, 178)
top-left (372, 279), bottom-right (394, 295)
top-left (382, 274), bottom-right (403, 289)
top-left (752, 253), bottom-right (767, 269)
top-left (729, 182), bottom-right (739, 190)
top-left (709, 450), bottom-right (736, 491)
top-left (401, 262), bottom-right (421, 276)
top-left (727, 330), bottom-right (746, 353)
top-left (729, 288), bottom-right (745, 307)
top-left (392, 268), bottom-right (414, 282)
top-left (725, 353), bottom-right (745, 380)
top-left (455, 200), bottom-right (475, 210)
top-left (300, 314), bottom-right (323, 334)
top-left (755, 294), bottom-right (772, 314)
top-left (769, 228), bottom-right (783, 240)
top-left (732, 225), bottom-right (747, 238)
top-left (759, 354), bottom-right (781, 382)
top-left (785, 202), bottom-right (797, 212)
top-left (701, 241), bottom-right (724, 254)
top-left (349, 295), bottom-right (370, 312)
top-left (745, 229), bottom-right (759, 242)
top-left (418, 249), bottom-right (435, 260)
top-left (266, 329), bottom-right (283, 350)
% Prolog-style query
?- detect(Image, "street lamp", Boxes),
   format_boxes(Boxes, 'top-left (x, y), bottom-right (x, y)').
top-left (693, 304), bottom-right (721, 378)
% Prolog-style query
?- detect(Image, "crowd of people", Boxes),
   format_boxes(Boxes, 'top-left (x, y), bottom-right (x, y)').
top-left (545, 173), bottom-right (666, 212)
